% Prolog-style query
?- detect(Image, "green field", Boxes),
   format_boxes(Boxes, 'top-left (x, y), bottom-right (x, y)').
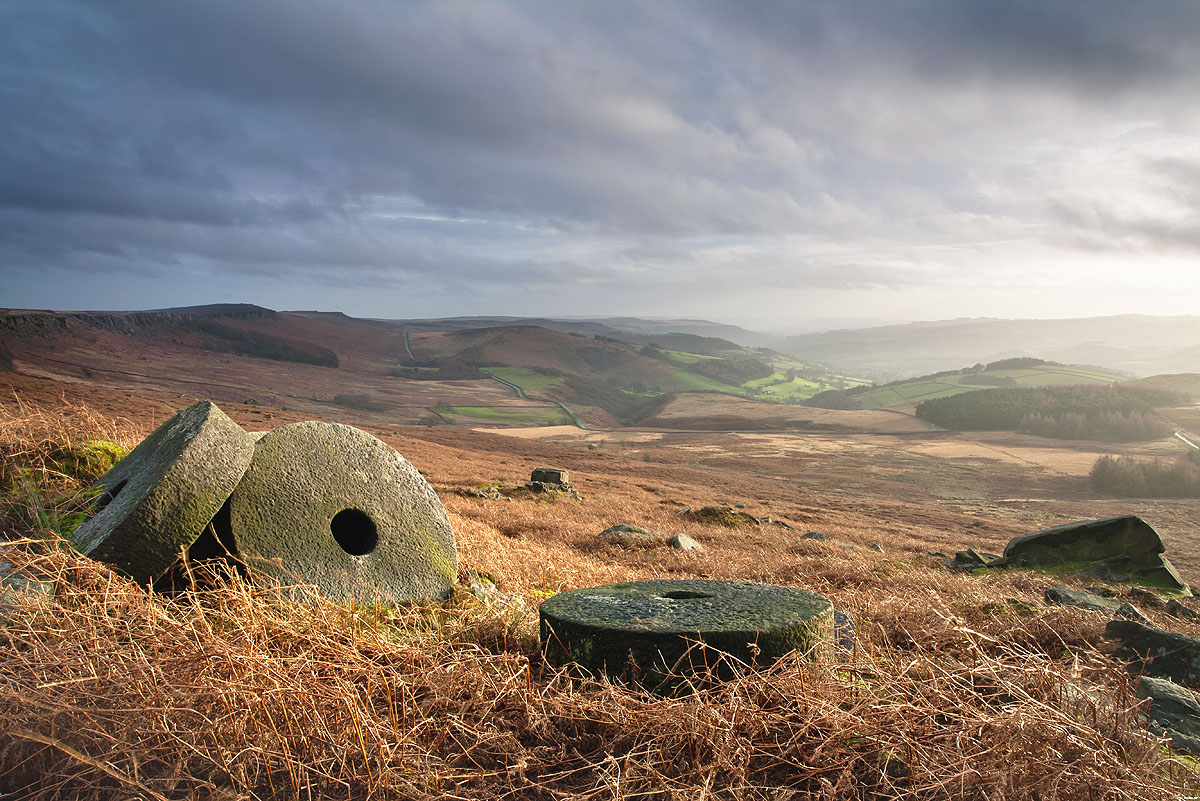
top-left (437, 405), bottom-right (570, 425)
top-left (744, 372), bottom-right (839, 401)
top-left (481, 367), bottom-right (565, 396)
top-left (654, 348), bottom-right (720, 365)
top-left (852, 365), bottom-right (1127, 410)
top-left (669, 370), bottom-right (742, 393)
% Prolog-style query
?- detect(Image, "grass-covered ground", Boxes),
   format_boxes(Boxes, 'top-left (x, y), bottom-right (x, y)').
top-left (480, 367), bottom-right (566, 397)
top-left (437, 405), bottom-right (570, 425)
top-left (4, 392), bottom-right (1200, 799)
top-left (853, 364), bottom-right (1128, 410)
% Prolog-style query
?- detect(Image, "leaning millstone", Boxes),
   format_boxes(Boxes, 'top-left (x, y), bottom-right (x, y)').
top-left (71, 401), bottom-right (254, 583)
top-left (1106, 619), bottom-right (1200, 685)
top-left (226, 421), bottom-right (456, 604)
top-left (1044, 587), bottom-right (1124, 614)
top-left (540, 578), bottom-right (833, 688)
top-left (1138, 676), bottom-right (1200, 754)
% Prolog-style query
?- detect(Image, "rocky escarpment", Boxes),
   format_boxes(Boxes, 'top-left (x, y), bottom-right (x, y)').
top-left (0, 304), bottom-right (280, 340)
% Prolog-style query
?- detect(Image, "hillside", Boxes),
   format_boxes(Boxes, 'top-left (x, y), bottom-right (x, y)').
top-left (809, 360), bottom-right (1131, 412)
top-left (778, 315), bottom-right (1200, 380)
top-left (4, 377), bottom-right (1200, 799)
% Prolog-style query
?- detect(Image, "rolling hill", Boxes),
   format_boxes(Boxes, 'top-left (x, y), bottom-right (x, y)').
top-left (778, 314), bottom-right (1200, 380)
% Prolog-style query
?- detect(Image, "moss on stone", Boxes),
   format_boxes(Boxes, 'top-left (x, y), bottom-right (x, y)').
top-left (47, 439), bottom-right (127, 483)
top-left (540, 579), bottom-right (832, 691)
top-left (691, 506), bottom-right (760, 527)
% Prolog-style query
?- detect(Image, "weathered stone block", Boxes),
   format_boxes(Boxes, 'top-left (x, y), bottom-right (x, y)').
top-left (1138, 676), bottom-right (1200, 754)
top-left (1004, 516), bottom-right (1187, 592)
top-left (1005, 515), bottom-right (1164, 565)
top-left (531, 467), bottom-right (569, 485)
top-left (71, 400), bottom-right (255, 583)
top-left (1106, 619), bottom-right (1200, 685)
top-left (226, 421), bottom-right (456, 604)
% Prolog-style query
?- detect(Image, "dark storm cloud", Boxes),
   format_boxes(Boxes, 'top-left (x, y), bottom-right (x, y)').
top-left (2, 0), bottom-right (1199, 302)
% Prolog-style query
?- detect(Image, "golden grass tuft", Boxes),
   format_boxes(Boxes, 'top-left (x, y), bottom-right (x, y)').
top-left (2, 544), bottom-right (1196, 800)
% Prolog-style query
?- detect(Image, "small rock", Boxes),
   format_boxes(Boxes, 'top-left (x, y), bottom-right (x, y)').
top-left (1167, 599), bottom-right (1200, 621)
top-left (802, 531), bottom-right (826, 542)
top-left (459, 486), bottom-right (501, 500)
top-left (1116, 602), bottom-right (1151, 625)
top-left (947, 548), bottom-right (1004, 572)
top-left (1129, 586), bottom-right (1167, 609)
top-left (668, 533), bottom-right (703, 552)
top-left (1106, 619), bottom-right (1200, 685)
top-left (869, 543), bottom-right (884, 554)
top-left (1138, 676), bottom-right (1200, 754)
top-left (1044, 587), bottom-right (1124, 614)
top-left (833, 610), bottom-right (855, 652)
top-left (928, 551), bottom-right (948, 558)
top-left (772, 519), bottom-right (793, 530)
top-left (691, 506), bottom-right (760, 527)
top-left (599, 524), bottom-right (666, 546)
top-left (1086, 586), bottom-right (1120, 598)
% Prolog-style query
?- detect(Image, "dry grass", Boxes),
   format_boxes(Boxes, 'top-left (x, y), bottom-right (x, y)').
top-left (4, 544), bottom-right (1197, 801)
top-left (4, 392), bottom-right (1200, 799)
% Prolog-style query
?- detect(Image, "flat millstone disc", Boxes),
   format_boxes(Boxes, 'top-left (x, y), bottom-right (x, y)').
top-left (540, 579), bottom-right (833, 685)
top-left (71, 400), bottom-right (255, 583)
top-left (227, 421), bottom-right (457, 604)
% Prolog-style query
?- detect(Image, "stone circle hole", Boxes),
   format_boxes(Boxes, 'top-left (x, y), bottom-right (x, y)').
top-left (661, 590), bottom-right (714, 600)
top-left (331, 508), bottom-right (378, 556)
top-left (95, 479), bottom-right (128, 512)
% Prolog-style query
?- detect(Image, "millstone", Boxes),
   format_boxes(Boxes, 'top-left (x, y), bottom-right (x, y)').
top-left (540, 578), bottom-right (833, 686)
top-left (226, 421), bottom-right (457, 603)
top-left (71, 400), bottom-right (255, 583)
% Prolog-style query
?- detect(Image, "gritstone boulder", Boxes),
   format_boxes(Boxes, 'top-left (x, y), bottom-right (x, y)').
top-left (225, 421), bottom-right (457, 604)
top-left (70, 400), bottom-right (255, 583)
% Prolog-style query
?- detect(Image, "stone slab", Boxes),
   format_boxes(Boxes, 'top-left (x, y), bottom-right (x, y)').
top-left (1106, 619), bottom-right (1200, 685)
top-left (540, 578), bottom-right (832, 687)
top-left (71, 400), bottom-right (255, 583)
top-left (1138, 676), bottom-right (1200, 754)
top-left (226, 421), bottom-right (457, 604)
top-left (1004, 515), bottom-right (1164, 566)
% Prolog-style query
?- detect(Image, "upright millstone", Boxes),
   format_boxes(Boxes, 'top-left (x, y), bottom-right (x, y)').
top-left (540, 578), bottom-right (833, 689)
top-left (71, 400), bottom-right (255, 583)
top-left (225, 421), bottom-right (457, 604)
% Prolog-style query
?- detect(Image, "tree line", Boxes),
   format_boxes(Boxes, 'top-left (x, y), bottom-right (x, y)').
top-left (1091, 450), bottom-right (1200, 497)
top-left (915, 384), bottom-right (1188, 442)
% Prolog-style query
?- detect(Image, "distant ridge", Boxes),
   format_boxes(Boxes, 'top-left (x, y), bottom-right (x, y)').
top-left (151, 303), bottom-right (280, 320)
top-left (777, 314), bottom-right (1200, 380)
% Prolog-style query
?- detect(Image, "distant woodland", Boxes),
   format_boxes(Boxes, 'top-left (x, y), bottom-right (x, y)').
top-left (1091, 450), bottom-right (1200, 498)
top-left (915, 384), bottom-right (1188, 442)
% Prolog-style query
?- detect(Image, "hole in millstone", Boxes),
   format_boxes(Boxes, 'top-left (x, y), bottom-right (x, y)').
top-left (94, 479), bottom-right (127, 512)
top-left (331, 508), bottom-right (378, 556)
top-left (661, 590), bottom-right (715, 600)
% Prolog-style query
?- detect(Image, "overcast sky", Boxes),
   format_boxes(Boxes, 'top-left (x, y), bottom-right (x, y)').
top-left (3, 1), bottom-right (1199, 331)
